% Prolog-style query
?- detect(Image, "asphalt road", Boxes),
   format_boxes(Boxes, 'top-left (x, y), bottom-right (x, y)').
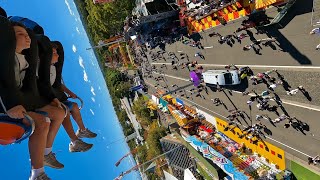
top-left (145, 74), bottom-right (320, 163)
top-left (156, 1), bottom-right (319, 66)
top-left (151, 64), bottom-right (320, 106)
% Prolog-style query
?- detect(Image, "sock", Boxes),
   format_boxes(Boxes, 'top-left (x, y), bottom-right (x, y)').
top-left (29, 167), bottom-right (44, 180)
top-left (44, 147), bottom-right (52, 155)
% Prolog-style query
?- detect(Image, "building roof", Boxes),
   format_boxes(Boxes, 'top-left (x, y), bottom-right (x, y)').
top-left (160, 137), bottom-right (198, 180)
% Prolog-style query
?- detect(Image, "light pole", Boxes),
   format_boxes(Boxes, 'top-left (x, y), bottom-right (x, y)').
top-left (86, 38), bottom-right (125, 50)
top-left (249, 104), bottom-right (252, 127)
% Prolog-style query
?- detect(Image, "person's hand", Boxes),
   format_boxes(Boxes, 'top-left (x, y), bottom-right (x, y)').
top-left (51, 98), bottom-right (62, 108)
top-left (68, 92), bottom-right (77, 99)
top-left (7, 105), bottom-right (26, 119)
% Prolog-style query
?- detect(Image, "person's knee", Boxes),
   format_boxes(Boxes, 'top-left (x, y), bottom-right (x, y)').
top-left (71, 102), bottom-right (79, 112)
top-left (28, 112), bottom-right (50, 135)
top-left (40, 105), bottom-right (65, 123)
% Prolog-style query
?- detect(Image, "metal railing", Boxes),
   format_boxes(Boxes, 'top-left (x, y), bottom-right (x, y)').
top-left (267, 0), bottom-right (297, 27)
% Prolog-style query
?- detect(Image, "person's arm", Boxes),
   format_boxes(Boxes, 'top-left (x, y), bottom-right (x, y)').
top-left (60, 84), bottom-right (77, 98)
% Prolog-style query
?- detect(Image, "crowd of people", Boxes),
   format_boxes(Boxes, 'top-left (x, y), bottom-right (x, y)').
top-left (0, 8), bottom-right (96, 180)
top-left (143, 49), bottom-right (312, 147)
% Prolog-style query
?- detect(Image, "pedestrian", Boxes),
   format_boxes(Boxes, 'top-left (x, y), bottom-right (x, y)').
top-left (243, 44), bottom-right (252, 51)
top-left (269, 83), bottom-right (277, 91)
top-left (212, 98), bottom-right (223, 106)
top-left (297, 85), bottom-right (305, 92)
top-left (267, 105), bottom-right (278, 112)
top-left (310, 28), bottom-right (320, 50)
top-left (286, 89), bottom-right (299, 96)
top-left (310, 27), bottom-right (320, 35)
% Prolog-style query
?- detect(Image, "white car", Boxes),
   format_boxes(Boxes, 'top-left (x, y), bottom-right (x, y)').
top-left (202, 70), bottom-right (241, 86)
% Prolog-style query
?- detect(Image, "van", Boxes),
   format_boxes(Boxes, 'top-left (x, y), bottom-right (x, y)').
top-left (202, 70), bottom-right (241, 86)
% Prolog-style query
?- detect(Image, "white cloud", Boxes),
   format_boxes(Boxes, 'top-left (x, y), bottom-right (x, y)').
top-left (91, 97), bottom-right (95, 102)
top-left (76, 27), bottom-right (80, 34)
top-left (90, 86), bottom-right (96, 96)
top-left (90, 109), bottom-right (95, 115)
top-left (72, 44), bottom-right (77, 53)
top-left (64, 0), bottom-right (75, 16)
top-left (83, 70), bottom-right (88, 82)
top-left (78, 56), bottom-right (84, 69)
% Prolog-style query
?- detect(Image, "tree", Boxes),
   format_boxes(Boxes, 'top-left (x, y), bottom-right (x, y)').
top-left (146, 122), bottom-right (167, 160)
top-left (132, 97), bottom-right (153, 127)
top-left (114, 82), bottom-right (131, 98)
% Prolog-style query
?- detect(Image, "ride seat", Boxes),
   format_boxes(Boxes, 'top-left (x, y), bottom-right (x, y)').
top-left (9, 16), bottom-right (44, 35)
top-left (0, 114), bottom-right (35, 145)
top-left (0, 16), bottom-right (43, 145)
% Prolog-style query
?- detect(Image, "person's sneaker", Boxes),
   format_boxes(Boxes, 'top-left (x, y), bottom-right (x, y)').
top-left (69, 139), bottom-right (93, 153)
top-left (44, 152), bottom-right (64, 169)
top-left (31, 172), bottom-right (51, 180)
top-left (76, 128), bottom-right (97, 138)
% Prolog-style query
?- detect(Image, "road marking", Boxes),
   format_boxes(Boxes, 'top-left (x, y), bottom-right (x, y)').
top-left (146, 79), bottom-right (313, 157)
top-left (154, 72), bottom-right (190, 82)
top-left (151, 62), bottom-right (320, 70)
top-left (152, 72), bottom-right (320, 112)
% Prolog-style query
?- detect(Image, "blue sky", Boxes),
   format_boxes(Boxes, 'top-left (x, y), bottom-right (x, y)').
top-left (0, 0), bottom-right (140, 179)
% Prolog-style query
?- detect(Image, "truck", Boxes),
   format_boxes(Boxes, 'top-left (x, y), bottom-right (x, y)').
top-left (202, 70), bottom-right (241, 86)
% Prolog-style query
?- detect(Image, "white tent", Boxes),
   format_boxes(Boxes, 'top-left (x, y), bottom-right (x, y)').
top-left (184, 168), bottom-right (197, 180)
top-left (163, 170), bottom-right (179, 180)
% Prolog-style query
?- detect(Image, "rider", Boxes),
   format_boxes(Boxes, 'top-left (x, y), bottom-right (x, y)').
top-left (50, 42), bottom-right (96, 152)
top-left (6, 21), bottom-right (65, 180)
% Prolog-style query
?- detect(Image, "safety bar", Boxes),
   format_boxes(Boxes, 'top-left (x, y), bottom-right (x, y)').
top-left (68, 96), bottom-right (84, 110)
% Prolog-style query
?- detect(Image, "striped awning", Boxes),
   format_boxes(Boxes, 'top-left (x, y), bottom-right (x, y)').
top-left (255, 0), bottom-right (279, 9)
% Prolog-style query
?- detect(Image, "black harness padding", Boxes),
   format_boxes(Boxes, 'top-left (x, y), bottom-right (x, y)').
top-left (36, 35), bottom-right (57, 103)
top-left (0, 6), bottom-right (7, 18)
top-left (21, 30), bottom-right (49, 110)
top-left (51, 41), bottom-right (68, 102)
top-left (9, 16), bottom-right (44, 35)
top-left (0, 17), bottom-right (24, 113)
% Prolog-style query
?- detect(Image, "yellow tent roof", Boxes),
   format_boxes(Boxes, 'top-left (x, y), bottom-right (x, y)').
top-left (255, 0), bottom-right (278, 9)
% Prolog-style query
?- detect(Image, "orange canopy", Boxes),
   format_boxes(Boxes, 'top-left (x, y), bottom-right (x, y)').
top-left (255, 0), bottom-right (280, 9)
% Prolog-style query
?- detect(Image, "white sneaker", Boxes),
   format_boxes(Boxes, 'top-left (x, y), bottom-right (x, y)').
top-left (76, 128), bottom-right (97, 138)
top-left (69, 139), bottom-right (93, 153)
top-left (30, 172), bottom-right (51, 180)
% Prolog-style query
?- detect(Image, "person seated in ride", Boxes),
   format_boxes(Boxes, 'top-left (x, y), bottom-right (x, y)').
top-left (49, 42), bottom-right (95, 152)
top-left (7, 21), bottom-right (65, 180)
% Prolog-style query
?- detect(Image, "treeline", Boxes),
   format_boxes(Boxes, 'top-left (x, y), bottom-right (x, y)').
top-left (74, 2), bottom-right (168, 177)
top-left (103, 67), bottom-right (133, 136)
top-left (73, 0), bottom-right (134, 63)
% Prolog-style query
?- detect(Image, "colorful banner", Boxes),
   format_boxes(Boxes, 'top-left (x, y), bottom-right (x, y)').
top-left (130, 84), bottom-right (143, 91)
top-left (176, 98), bottom-right (184, 105)
top-left (183, 135), bottom-right (249, 180)
top-left (159, 98), bottom-right (168, 108)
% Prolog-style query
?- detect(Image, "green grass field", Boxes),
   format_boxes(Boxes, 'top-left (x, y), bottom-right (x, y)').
top-left (175, 134), bottom-right (219, 178)
top-left (291, 161), bottom-right (320, 180)
top-left (196, 162), bottom-right (212, 180)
